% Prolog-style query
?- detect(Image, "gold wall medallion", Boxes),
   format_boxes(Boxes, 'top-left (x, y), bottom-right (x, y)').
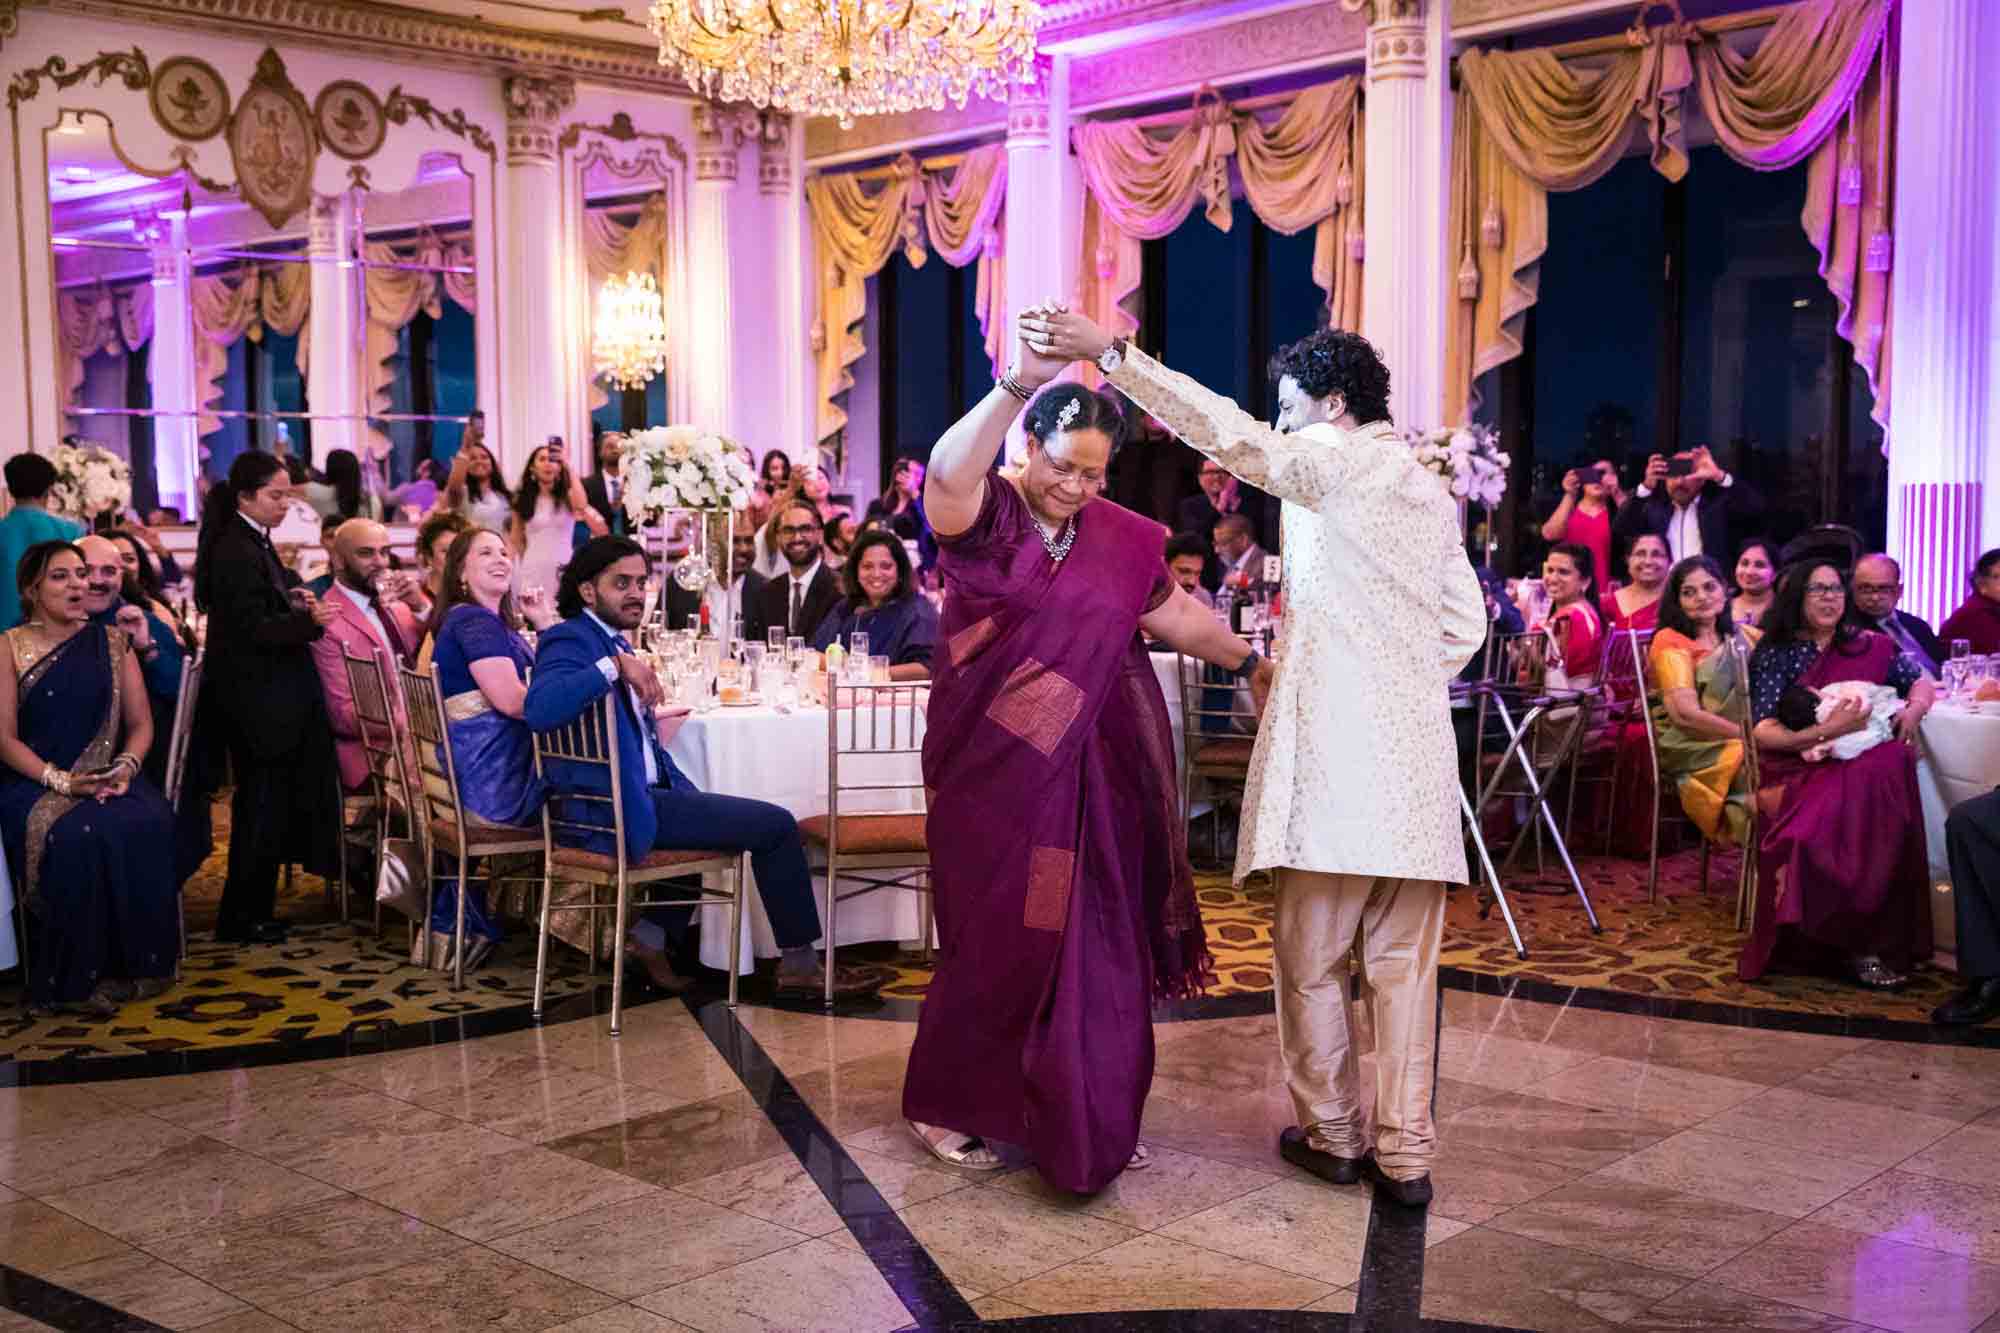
top-left (313, 79), bottom-right (386, 161)
top-left (148, 55), bottom-right (228, 141)
top-left (226, 48), bottom-right (316, 229)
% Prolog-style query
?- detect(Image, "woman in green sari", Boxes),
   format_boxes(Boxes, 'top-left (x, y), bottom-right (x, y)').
top-left (1647, 555), bottom-right (1760, 845)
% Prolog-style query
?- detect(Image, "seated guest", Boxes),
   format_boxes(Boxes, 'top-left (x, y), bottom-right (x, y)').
top-left (797, 463), bottom-right (848, 526)
top-left (413, 509), bottom-right (472, 668)
top-left (1746, 562), bottom-right (1936, 988)
top-left (809, 529), bottom-right (938, 680)
top-left (307, 520), bottom-right (426, 804)
top-left (304, 513), bottom-right (342, 597)
top-left (522, 537), bottom-right (878, 997)
top-left (1525, 542), bottom-right (1603, 688)
top-left (1164, 533), bottom-right (1213, 610)
top-left (757, 501), bottom-right (841, 643)
top-left (1602, 532), bottom-right (1669, 635)
top-left (1613, 445), bottom-right (1765, 564)
top-left (1538, 458), bottom-right (1624, 591)
top-left (1213, 513), bottom-right (1270, 600)
top-left (823, 513), bottom-right (857, 567)
top-left (667, 513), bottom-right (765, 637)
top-left (1648, 556), bottom-right (1761, 848)
top-left (864, 457), bottom-right (937, 572)
top-left (424, 526), bottom-right (558, 961)
top-left (106, 529), bottom-right (190, 635)
top-left (111, 521), bottom-right (184, 593)
top-left (1178, 458), bottom-right (1266, 549)
top-left (1936, 789), bottom-right (2000, 1025)
top-left (1852, 553), bottom-right (1942, 675)
top-left (1937, 548), bottom-right (2000, 657)
top-left (0, 453), bottom-right (82, 629)
top-left (1730, 538), bottom-right (1778, 628)
top-left (0, 541), bottom-right (179, 1015)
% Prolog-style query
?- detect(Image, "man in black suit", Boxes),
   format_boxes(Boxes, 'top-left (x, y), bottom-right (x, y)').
top-left (581, 431), bottom-right (629, 537)
top-left (1852, 553), bottom-right (1943, 676)
top-left (1612, 445), bottom-right (1765, 565)
top-left (195, 452), bottom-right (340, 943)
top-left (1177, 457), bottom-right (1269, 546)
top-left (1937, 789), bottom-right (2000, 1027)
top-left (667, 515), bottom-right (767, 638)
top-left (755, 499), bottom-right (840, 644)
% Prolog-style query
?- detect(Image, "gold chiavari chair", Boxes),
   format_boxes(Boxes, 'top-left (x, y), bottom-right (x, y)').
top-left (1174, 652), bottom-right (1259, 862)
top-left (342, 650), bottom-right (414, 937)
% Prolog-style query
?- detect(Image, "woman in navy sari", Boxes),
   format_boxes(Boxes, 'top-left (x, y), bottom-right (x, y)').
top-left (809, 529), bottom-right (938, 680)
top-left (423, 527), bottom-right (555, 958)
top-left (0, 542), bottom-right (178, 1015)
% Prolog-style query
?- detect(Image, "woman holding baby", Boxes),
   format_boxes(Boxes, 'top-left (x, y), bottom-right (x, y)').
top-left (1742, 562), bottom-right (1936, 988)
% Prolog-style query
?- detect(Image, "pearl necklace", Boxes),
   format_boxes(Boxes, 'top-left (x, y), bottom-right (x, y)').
top-left (1038, 515), bottom-right (1077, 564)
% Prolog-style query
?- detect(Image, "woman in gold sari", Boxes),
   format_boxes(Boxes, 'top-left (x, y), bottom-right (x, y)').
top-left (1648, 555), bottom-right (1759, 845)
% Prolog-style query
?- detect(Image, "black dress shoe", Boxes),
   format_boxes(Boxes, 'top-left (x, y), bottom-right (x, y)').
top-left (1361, 1152), bottom-right (1433, 1207)
top-left (1935, 978), bottom-right (2000, 1027)
top-left (214, 921), bottom-right (289, 945)
top-left (1278, 1127), bottom-right (1365, 1185)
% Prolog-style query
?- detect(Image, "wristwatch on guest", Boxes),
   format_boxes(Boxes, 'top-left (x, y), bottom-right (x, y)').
top-left (1231, 649), bottom-right (1265, 682)
top-left (1096, 338), bottom-right (1129, 374)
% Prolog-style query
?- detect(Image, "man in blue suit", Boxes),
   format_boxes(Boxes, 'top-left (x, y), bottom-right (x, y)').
top-left (524, 536), bottom-right (878, 998)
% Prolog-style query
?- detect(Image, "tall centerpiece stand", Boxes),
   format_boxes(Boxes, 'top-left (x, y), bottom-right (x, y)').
top-left (615, 425), bottom-right (756, 653)
top-left (1405, 423), bottom-right (1510, 568)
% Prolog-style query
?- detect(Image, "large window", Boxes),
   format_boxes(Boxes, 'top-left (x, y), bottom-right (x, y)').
top-left (876, 254), bottom-right (995, 489)
top-left (1495, 143), bottom-right (1883, 573)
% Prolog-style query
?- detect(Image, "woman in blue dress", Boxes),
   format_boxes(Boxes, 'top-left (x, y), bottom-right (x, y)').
top-left (0, 542), bottom-right (179, 1015)
top-left (424, 526), bottom-right (556, 959)
top-left (809, 529), bottom-right (939, 680)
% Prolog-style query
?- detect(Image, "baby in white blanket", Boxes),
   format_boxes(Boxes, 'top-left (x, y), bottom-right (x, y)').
top-left (1777, 679), bottom-right (1904, 762)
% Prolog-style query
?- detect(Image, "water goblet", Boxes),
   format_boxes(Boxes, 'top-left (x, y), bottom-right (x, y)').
top-left (1954, 639), bottom-right (1973, 662)
top-left (850, 632), bottom-right (870, 662)
top-left (768, 626), bottom-right (786, 652)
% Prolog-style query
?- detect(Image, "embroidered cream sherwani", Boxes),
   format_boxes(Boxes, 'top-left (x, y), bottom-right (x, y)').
top-left (1108, 347), bottom-right (1487, 886)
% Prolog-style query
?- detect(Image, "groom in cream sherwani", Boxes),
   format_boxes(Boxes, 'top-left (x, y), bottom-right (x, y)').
top-left (1022, 309), bottom-right (1486, 1206)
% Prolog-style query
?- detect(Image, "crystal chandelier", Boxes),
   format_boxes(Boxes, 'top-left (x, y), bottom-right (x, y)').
top-left (648, 1), bottom-right (1044, 130)
top-left (592, 271), bottom-right (668, 391)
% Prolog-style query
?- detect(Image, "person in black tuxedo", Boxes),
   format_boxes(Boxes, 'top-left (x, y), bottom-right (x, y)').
top-left (755, 500), bottom-right (840, 644)
top-left (1937, 789), bottom-right (2000, 1026)
top-left (667, 516), bottom-right (766, 638)
top-left (1852, 553), bottom-right (1944, 676)
top-left (194, 451), bottom-right (340, 943)
top-left (1611, 446), bottom-right (1765, 566)
top-left (581, 431), bottom-right (629, 538)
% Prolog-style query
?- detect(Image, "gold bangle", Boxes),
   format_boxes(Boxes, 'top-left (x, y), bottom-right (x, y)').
top-left (997, 373), bottom-right (1034, 404)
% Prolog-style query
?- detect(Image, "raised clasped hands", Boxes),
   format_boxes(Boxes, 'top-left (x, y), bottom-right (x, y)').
top-left (1011, 300), bottom-right (1072, 390)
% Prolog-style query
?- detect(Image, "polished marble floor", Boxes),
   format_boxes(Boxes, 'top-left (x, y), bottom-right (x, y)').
top-left (4, 987), bottom-right (2000, 1331)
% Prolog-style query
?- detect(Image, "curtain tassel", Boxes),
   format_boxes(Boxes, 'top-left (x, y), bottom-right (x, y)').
top-left (1480, 197), bottom-right (1504, 250)
top-left (1457, 246), bottom-right (1480, 302)
top-left (1865, 228), bottom-right (1893, 273)
top-left (1333, 167), bottom-right (1354, 208)
top-left (1838, 114), bottom-right (1863, 207)
top-left (1347, 227), bottom-right (1365, 263)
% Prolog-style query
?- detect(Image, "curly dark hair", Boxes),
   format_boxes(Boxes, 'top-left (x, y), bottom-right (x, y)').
top-left (15, 539), bottom-right (84, 622)
top-left (1023, 383), bottom-right (1124, 449)
top-left (1268, 329), bottom-right (1392, 425)
top-left (1657, 556), bottom-right (1736, 642)
top-left (557, 535), bottom-right (647, 621)
top-left (840, 528), bottom-right (914, 607)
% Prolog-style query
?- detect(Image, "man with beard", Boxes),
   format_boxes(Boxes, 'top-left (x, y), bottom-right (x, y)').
top-left (754, 500), bottom-right (840, 643)
top-left (307, 519), bottom-right (424, 807)
top-left (523, 536), bottom-right (877, 997)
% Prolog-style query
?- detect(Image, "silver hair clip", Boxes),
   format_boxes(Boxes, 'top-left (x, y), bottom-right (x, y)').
top-left (1056, 397), bottom-right (1082, 434)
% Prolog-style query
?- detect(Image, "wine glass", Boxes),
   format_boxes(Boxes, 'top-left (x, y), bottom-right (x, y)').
top-left (768, 626), bottom-right (786, 652)
top-left (786, 635), bottom-right (805, 668)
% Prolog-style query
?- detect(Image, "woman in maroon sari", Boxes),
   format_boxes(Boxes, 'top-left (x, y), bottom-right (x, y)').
top-left (1745, 562), bottom-right (1936, 986)
top-left (906, 309), bottom-right (1270, 1194)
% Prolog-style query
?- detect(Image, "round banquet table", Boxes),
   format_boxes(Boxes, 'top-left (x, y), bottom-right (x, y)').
top-left (1918, 702), bottom-right (2000, 956)
top-left (673, 655), bottom-right (1190, 973)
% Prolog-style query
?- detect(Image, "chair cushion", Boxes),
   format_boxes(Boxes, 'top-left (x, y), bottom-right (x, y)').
top-left (1192, 738), bottom-right (1255, 767)
top-left (797, 813), bottom-right (928, 855)
top-left (429, 817), bottom-right (542, 852)
top-left (549, 845), bottom-right (731, 873)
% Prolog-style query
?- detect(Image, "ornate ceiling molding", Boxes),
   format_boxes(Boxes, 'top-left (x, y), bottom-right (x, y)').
top-left (1451, 0), bottom-right (1616, 26)
top-left (1069, 2), bottom-right (1366, 110)
top-left (32, 0), bottom-right (700, 96)
top-left (1338, 0), bottom-right (1425, 23)
top-left (804, 101), bottom-right (1005, 166)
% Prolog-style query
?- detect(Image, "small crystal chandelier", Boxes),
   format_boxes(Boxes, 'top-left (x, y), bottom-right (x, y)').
top-left (648, 1), bottom-right (1044, 130)
top-left (592, 271), bottom-right (668, 391)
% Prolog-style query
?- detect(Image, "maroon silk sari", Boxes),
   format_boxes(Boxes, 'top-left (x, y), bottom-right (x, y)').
top-left (1743, 633), bottom-right (1932, 981)
top-left (904, 480), bottom-right (1211, 1194)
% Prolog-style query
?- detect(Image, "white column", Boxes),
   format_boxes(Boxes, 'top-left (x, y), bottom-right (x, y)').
top-left (1356, 0), bottom-right (1451, 427)
top-left (148, 214), bottom-right (199, 518)
top-left (1006, 56), bottom-right (1080, 341)
top-left (1887, 0), bottom-right (2000, 628)
top-left (306, 192), bottom-right (363, 466)
top-left (689, 105), bottom-right (754, 436)
top-left (501, 74), bottom-right (575, 472)
top-left (761, 112), bottom-right (812, 461)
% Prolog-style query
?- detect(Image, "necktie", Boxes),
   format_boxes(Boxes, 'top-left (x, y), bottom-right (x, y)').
top-left (369, 594), bottom-right (407, 662)
top-left (790, 579), bottom-right (804, 635)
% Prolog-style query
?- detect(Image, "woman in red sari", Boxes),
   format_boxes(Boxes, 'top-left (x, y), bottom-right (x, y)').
top-left (906, 309), bottom-right (1268, 1193)
top-left (1596, 534), bottom-right (1668, 853)
top-left (1745, 562), bottom-right (1937, 987)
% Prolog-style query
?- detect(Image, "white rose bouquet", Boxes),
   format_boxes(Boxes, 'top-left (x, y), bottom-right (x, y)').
top-left (618, 425), bottom-right (755, 528)
top-left (1404, 424), bottom-right (1509, 510)
top-left (47, 442), bottom-right (133, 524)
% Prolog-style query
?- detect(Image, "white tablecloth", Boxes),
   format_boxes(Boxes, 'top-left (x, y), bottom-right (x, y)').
top-left (1919, 703), bottom-right (2000, 954)
top-left (676, 655), bottom-right (1192, 972)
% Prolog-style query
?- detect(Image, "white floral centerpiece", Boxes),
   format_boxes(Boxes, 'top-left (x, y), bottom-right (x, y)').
top-left (1404, 424), bottom-right (1510, 509)
top-left (618, 424), bottom-right (755, 529)
top-left (47, 442), bottom-right (133, 524)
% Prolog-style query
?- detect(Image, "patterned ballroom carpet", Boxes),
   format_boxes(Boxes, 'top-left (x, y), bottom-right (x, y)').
top-left (0, 811), bottom-right (1961, 1062)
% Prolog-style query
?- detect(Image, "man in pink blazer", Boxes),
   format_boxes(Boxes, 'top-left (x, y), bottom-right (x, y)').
top-left (309, 519), bottom-right (426, 796)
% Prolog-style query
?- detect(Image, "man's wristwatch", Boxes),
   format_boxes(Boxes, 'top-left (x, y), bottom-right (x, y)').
top-left (1231, 649), bottom-right (1264, 682)
top-left (1096, 338), bottom-right (1128, 374)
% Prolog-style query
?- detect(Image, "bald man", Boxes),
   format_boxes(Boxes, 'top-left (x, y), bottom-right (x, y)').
top-left (308, 519), bottom-right (424, 797)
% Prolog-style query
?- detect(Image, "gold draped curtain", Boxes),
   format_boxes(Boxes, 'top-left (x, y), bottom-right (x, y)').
top-left (1074, 78), bottom-right (1366, 380)
top-left (807, 144), bottom-right (1008, 445)
top-left (1445, 0), bottom-right (1895, 428)
top-left (582, 194), bottom-right (669, 413)
top-left (364, 229), bottom-right (476, 457)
